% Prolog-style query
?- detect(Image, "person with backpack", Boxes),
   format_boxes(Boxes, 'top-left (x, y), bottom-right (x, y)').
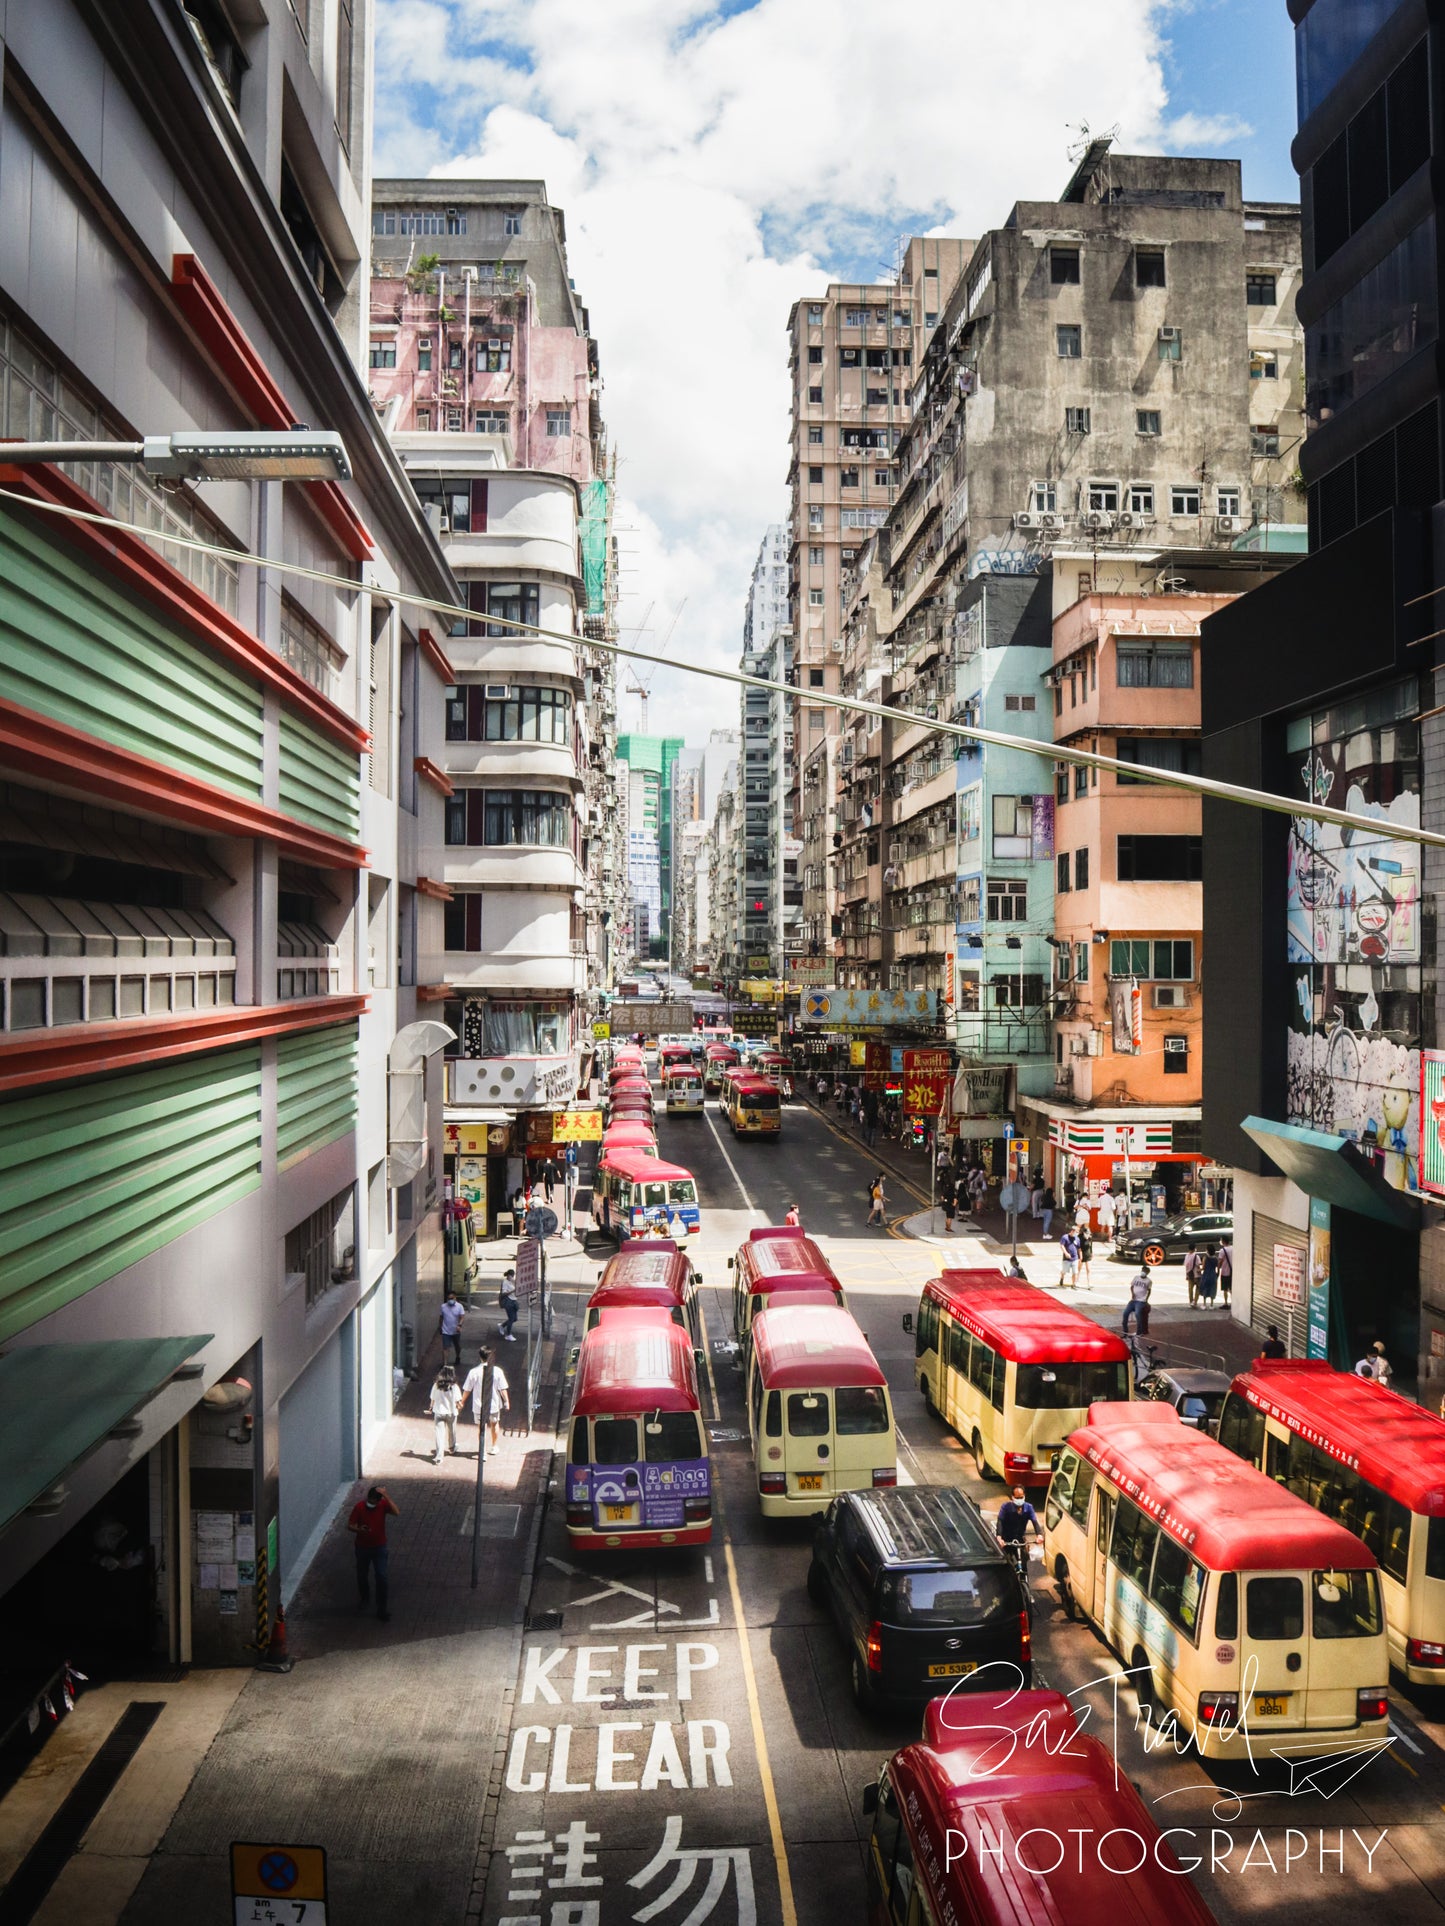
top-left (1038, 1185), bottom-right (1057, 1239)
top-left (1058, 1228), bottom-right (1080, 1289)
top-left (867, 1173), bottom-right (887, 1227)
top-left (938, 1171), bottom-right (956, 1234)
top-left (1184, 1246), bottom-right (1204, 1308)
top-left (1198, 1244), bottom-right (1220, 1308)
top-left (497, 1268), bottom-right (520, 1342)
top-left (1076, 1223), bottom-right (1094, 1289)
top-left (1218, 1242), bottom-right (1234, 1306)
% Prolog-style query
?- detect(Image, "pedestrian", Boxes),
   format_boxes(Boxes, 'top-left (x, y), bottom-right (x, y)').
top-left (1007, 1255), bottom-right (1027, 1280)
top-left (867, 1172), bottom-right (887, 1227)
top-left (935, 1142), bottom-right (952, 1187)
top-left (1039, 1185), bottom-right (1056, 1239)
top-left (497, 1268), bottom-right (520, 1342)
top-left (468, 1344), bottom-right (511, 1453)
top-left (1218, 1242), bottom-right (1233, 1306)
top-left (1095, 1188), bottom-right (1117, 1244)
top-left (1198, 1244), bottom-right (1219, 1308)
top-left (784, 1203), bottom-right (801, 1228)
top-left (1073, 1194), bottom-right (1091, 1233)
top-left (970, 1166), bottom-right (988, 1212)
top-left (427, 1365), bottom-right (461, 1463)
top-left (1355, 1340), bottom-right (1393, 1386)
top-left (1260, 1325), bottom-right (1287, 1360)
top-left (1058, 1229), bottom-right (1080, 1288)
top-left (939, 1172), bottom-right (955, 1233)
top-left (346, 1483), bottom-right (398, 1622)
top-left (1183, 1247), bottom-right (1203, 1308)
top-left (438, 1289), bottom-right (467, 1368)
top-left (542, 1158), bottom-right (558, 1203)
top-left (1077, 1224), bottom-right (1093, 1289)
top-left (1029, 1179), bottom-right (1044, 1221)
top-left (1122, 1262), bottom-right (1152, 1335)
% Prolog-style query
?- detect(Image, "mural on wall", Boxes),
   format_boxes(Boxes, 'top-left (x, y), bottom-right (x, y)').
top-left (1285, 691), bottom-right (1421, 1192)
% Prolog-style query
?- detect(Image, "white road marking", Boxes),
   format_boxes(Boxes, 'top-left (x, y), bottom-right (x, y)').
top-left (704, 1555), bottom-right (715, 1584)
top-left (1390, 1716), bottom-right (1425, 1755)
top-left (544, 1554), bottom-right (719, 1631)
top-left (703, 1105), bottom-right (761, 1216)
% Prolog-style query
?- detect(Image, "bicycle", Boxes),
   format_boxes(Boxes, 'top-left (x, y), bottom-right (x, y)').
top-left (998, 1537), bottom-right (1038, 1617)
top-left (1125, 1332), bottom-right (1165, 1387)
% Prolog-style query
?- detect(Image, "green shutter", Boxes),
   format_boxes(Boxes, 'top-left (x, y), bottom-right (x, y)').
top-left (276, 1022), bottom-right (358, 1167)
top-left (0, 507), bottom-right (263, 796)
top-left (0, 1048), bottom-right (263, 1341)
top-left (279, 711), bottom-right (361, 841)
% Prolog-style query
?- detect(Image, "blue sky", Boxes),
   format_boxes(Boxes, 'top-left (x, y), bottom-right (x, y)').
top-left (374, 0), bottom-right (1306, 744)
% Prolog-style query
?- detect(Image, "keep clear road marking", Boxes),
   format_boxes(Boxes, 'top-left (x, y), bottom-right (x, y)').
top-left (696, 1291), bottom-right (799, 1926)
top-left (704, 1104), bottom-right (762, 1218)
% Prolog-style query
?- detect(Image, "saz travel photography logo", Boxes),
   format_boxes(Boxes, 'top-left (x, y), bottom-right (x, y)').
top-left (927, 1661), bottom-right (1392, 1881)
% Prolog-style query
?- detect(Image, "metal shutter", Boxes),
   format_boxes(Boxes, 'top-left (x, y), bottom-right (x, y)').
top-left (1250, 1212), bottom-right (1308, 1352)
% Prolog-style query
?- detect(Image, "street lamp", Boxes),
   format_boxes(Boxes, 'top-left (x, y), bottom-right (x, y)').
top-left (0, 428), bottom-right (351, 482)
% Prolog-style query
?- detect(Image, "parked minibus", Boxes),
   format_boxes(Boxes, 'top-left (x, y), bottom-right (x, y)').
top-left (747, 1302), bottom-right (896, 1515)
top-left (722, 1071), bottom-right (782, 1137)
top-left (659, 1043), bottom-right (694, 1076)
top-left (703, 1041), bottom-right (741, 1093)
top-left (662, 1061), bottom-right (705, 1114)
top-left (585, 1240), bottom-right (702, 1344)
top-left (730, 1226), bottom-right (845, 1343)
top-left (864, 1689), bottom-right (1221, 1926)
top-left (1219, 1357), bottom-right (1445, 1684)
top-left (1044, 1402), bottom-right (1391, 1760)
top-left (904, 1271), bottom-right (1131, 1484)
top-left (601, 1119), bottom-right (658, 1156)
top-left (565, 1307), bottom-right (711, 1549)
top-left (593, 1148), bottom-right (701, 1238)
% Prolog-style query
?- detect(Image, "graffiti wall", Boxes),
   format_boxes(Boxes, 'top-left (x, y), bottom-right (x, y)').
top-left (1284, 682), bottom-right (1421, 1193)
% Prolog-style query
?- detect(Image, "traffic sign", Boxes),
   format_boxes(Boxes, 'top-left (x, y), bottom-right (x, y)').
top-left (231, 1843), bottom-right (327, 1924)
top-left (525, 1206), bottom-right (559, 1241)
top-left (1003, 1122), bottom-right (1014, 1139)
top-left (592, 1019), bottom-right (611, 1039)
top-left (514, 1237), bottom-right (542, 1297)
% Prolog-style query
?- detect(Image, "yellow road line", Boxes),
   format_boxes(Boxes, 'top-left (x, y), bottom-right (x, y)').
top-left (696, 1292), bottom-right (798, 1926)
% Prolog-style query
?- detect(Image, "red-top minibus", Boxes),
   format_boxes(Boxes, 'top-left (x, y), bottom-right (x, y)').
top-left (730, 1226), bottom-right (845, 1342)
top-left (1045, 1402), bottom-right (1391, 1760)
top-left (593, 1148), bottom-right (700, 1237)
top-left (905, 1272), bottom-right (1132, 1484)
top-left (586, 1239), bottom-right (702, 1342)
top-left (565, 1307), bottom-right (711, 1549)
top-left (703, 1041), bottom-right (741, 1093)
top-left (601, 1119), bottom-right (658, 1155)
top-left (747, 1302), bottom-right (896, 1513)
top-left (721, 1070), bottom-right (783, 1137)
top-left (1219, 1357), bottom-right (1445, 1682)
top-left (866, 1688), bottom-right (1220, 1926)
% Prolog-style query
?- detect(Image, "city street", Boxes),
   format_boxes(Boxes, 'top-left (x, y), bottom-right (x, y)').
top-left (481, 1096), bottom-right (1445, 1926)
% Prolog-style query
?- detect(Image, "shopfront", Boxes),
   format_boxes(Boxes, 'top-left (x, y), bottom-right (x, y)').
top-left (1029, 1108), bottom-right (1206, 1222)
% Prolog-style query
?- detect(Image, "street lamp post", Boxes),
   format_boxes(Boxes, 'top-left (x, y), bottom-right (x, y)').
top-left (0, 429), bottom-right (351, 482)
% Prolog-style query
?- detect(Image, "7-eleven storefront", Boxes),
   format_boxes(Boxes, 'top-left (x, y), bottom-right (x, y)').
top-left (1020, 1100), bottom-right (1210, 1224)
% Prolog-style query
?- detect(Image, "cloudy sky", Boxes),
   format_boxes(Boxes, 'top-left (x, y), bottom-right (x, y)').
top-left (373, 0), bottom-right (1297, 749)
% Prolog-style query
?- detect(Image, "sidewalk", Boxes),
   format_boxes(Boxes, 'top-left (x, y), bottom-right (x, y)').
top-left (0, 1233), bottom-right (592, 1926)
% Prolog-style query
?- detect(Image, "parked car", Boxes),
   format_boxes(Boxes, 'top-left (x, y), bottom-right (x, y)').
top-left (1134, 1366), bottom-right (1234, 1436)
top-left (1111, 1210), bottom-right (1233, 1267)
top-left (807, 1485), bottom-right (1031, 1710)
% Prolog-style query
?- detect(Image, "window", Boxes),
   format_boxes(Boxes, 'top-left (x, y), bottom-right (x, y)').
top-left (443, 685), bottom-right (574, 745)
top-left (368, 338), bottom-right (396, 369)
top-left (1109, 938), bottom-right (1194, 980)
top-left (866, 386), bottom-right (888, 404)
top-left (546, 408), bottom-right (571, 437)
top-left (1150, 1536), bottom-right (1205, 1641)
top-left (1111, 1498), bottom-right (1160, 1589)
top-left (991, 796), bottom-right (1033, 860)
top-left (1086, 481), bottom-right (1119, 512)
top-left (474, 409), bottom-right (508, 434)
top-left (478, 337), bottom-right (512, 372)
top-left (1030, 480), bottom-right (1057, 513)
top-left (1057, 852), bottom-right (1071, 892)
top-left (285, 1187), bottom-right (356, 1311)
top-left (960, 788), bottom-right (981, 843)
top-left (417, 337), bottom-right (433, 372)
top-left (1116, 737), bottom-right (1202, 783)
top-left (808, 708), bottom-right (825, 731)
top-left (445, 208), bottom-right (465, 236)
top-left (808, 667), bottom-right (825, 687)
top-left (835, 1387), bottom-right (890, 1434)
top-left (1074, 940), bottom-right (1089, 983)
top-left (808, 588), bottom-right (824, 607)
top-left (593, 1417), bottom-right (639, 1464)
top-left (807, 303), bottom-right (824, 324)
top-left (445, 788), bottom-right (572, 847)
top-left (1015, 1361), bottom-right (1129, 1409)
top-left (1136, 409), bottom-right (1161, 436)
top-left (843, 307), bottom-right (869, 327)
top-left (1065, 407), bottom-right (1091, 436)
top-left (808, 505), bottom-right (823, 528)
top-left (1163, 1033), bottom-right (1189, 1073)
top-left (504, 210), bottom-right (523, 236)
top-left (1170, 485), bottom-right (1201, 517)
top-left (1116, 641), bottom-right (1193, 688)
top-left (807, 346), bottom-right (823, 364)
top-left (787, 1392), bottom-right (829, 1438)
top-left (1003, 694), bottom-right (1036, 712)
top-left (1117, 835), bottom-right (1202, 881)
top-left (443, 893), bottom-right (484, 951)
top-left (448, 340), bottom-right (464, 370)
top-left (415, 408), bottom-right (431, 431)
top-left (1251, 427), bottom-right (1281, 458)
top-left (992, 972), bottom-right (1046, 1008)
top-left (839, 346), bottom-right (861, 368)
top-left (1251, 352), bottom-right (1279, 380)
top-left (1217, 486), bottom-right (1242, 518)
top-left (1246, 273), bottom-right (1277, 306)
top-left (808, 465), bottom-right (823, 484)
top-left (808, 427), bottom-right (823, 445)
top-left (986, 876), bottom-right (1027, 921)
top-left (841, 467), bottom-right (860, 488)
top-left (1158, 330), bottom-right (1183, 362)
top-left (1074, 847), bottom-right (1089, 890)
top-left (874, 468), bottom-right (890, 487)
top-left (1073, 764), bottom-right (1087, 799)
top-left (1127, 483), bottom-right (1155, 515)
top-left (1135, 249), bottom-right (1167, 288)
top-left (808, 545), bottom-right (824, 565)
top-left (445, 408), bottom-right (463, 431)
top-left (1050, 247), bottom-right (1080, 284)
top-left (335, 0), bottom-right (356, 149)
top-left (808, 385), bottom-right (823, 404)
top-left (372, 209), bottom-right (396, 236)
top-left (1247, 1576), bottom-right (1304, 1640)
top-left (1057, 324), bottom-right (1082, 358)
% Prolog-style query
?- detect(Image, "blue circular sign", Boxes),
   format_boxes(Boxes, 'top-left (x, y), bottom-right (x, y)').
top-left (259, 1853), bottom-right (298, 1893)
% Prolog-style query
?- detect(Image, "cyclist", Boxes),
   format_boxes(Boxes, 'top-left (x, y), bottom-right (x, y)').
top-left (996, 1485), bottom-right (1042, 1579)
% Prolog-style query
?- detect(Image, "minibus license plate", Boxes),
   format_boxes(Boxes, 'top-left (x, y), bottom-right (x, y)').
top-left (1252, 1692), bottom-right (1290, 1717)
top-left (796, 1474), bottom-right (823, 1492)
top-left (603, 1503), bottom-right (637, 1524)
top-left (927, 1660), bottom-right (977, 1679)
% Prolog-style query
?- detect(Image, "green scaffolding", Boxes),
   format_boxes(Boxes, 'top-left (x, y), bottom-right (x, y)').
top-left (579, 478), bottom-right (610, 616)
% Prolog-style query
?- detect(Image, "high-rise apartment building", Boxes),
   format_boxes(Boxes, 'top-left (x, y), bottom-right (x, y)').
top-left (617, 734), bottom-right (685, 959)
top-left (736, 525), bottom-right (795, 977)
top-left (0, 0), bottom-right (457, 1670)
top-left (785, 241), bottom-right (972, 968)
top-left (1203, 0), bottom-right (1443, 1385)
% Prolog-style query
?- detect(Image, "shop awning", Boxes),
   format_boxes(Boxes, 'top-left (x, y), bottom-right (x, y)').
top-left (1241, 1116), bottom-right (1419, 1228)
top-left (0, 1335), bottom-right (211, 1535)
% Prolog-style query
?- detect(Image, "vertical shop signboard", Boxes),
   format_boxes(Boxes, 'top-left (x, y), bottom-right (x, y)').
top-left (1307, 1197), bottom-right (1331, 1360)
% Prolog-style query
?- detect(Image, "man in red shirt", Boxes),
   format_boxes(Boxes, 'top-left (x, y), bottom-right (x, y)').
top-left (347, 1484), bottom-right (399, 1622)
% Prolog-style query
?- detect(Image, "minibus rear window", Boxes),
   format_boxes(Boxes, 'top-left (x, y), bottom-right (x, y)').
top-left (1014, 1361), bottom-right (1131, 1408)
top-left (1429, 1518), bottom-right (1445, 1581)
top-left (569, 1418), bottom-right (589, 1465)
top-left (788, 1392), bottom-right (830, 1438)
top-left (1246, 1575), bottom-right (1304, 1640)
top-left (1312, 1568), bottom-right (1382, 1638)
top-left (645, 1412), bottom-right (703, 1462)
top-left (1215, 1571), bottom-right (1238, 1639)
top-left (765, 1390), bottom-right (782, 1437)
top-left (593, 1417), bottom-right (640, 1464)
top-left (883, 1565), bottom-right (1014, 1626)
top-left (669, 1180), bottom-right (697, 1203)
top-left (836, 1387), bottom-right (890, 1435)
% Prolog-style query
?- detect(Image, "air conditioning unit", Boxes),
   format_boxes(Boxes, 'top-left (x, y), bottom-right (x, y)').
top-left (830, 639), bottom-right (845, 653)
top-left (1116, 511), bottom-right (1139, 529)
top-left (1159, 326), bottom-right (1182, 344)
top-left (1014, 511), bottom-right (1040, 531)
top-left (1216, 514), bottom-right (1242, 534)
top-left (1082, 510), bottom-right (1115, 531)
top-left (1153, 984), bottom-right (1190, 1009)
top-left (422, 501), bottom-right (445, 537)
top-left (484, 683), bottom-right (510, 699)
top-left (1039, 512), bottom-right (1065, 531)
top-left (1163, 1034), bottom-right (1189, 1054)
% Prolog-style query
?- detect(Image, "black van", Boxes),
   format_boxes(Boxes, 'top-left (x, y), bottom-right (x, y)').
top-left (807, 1484), bottom-right (1031, 1710)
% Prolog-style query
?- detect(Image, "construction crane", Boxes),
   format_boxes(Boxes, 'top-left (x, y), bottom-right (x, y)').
top-left (625, 600), bottom-right (686, 733)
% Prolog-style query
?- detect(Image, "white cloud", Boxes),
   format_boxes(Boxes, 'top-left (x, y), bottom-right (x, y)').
top-left (373, 0), bottom-right (1227, 744)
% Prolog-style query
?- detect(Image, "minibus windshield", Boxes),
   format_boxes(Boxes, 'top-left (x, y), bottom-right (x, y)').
top-left (836, 1386), bottom-right (890, 1434)
top-left (1015, 1360), bottom-right (1131, 1408)
top-left (882, 1567), bottom-right (1014, 1626)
